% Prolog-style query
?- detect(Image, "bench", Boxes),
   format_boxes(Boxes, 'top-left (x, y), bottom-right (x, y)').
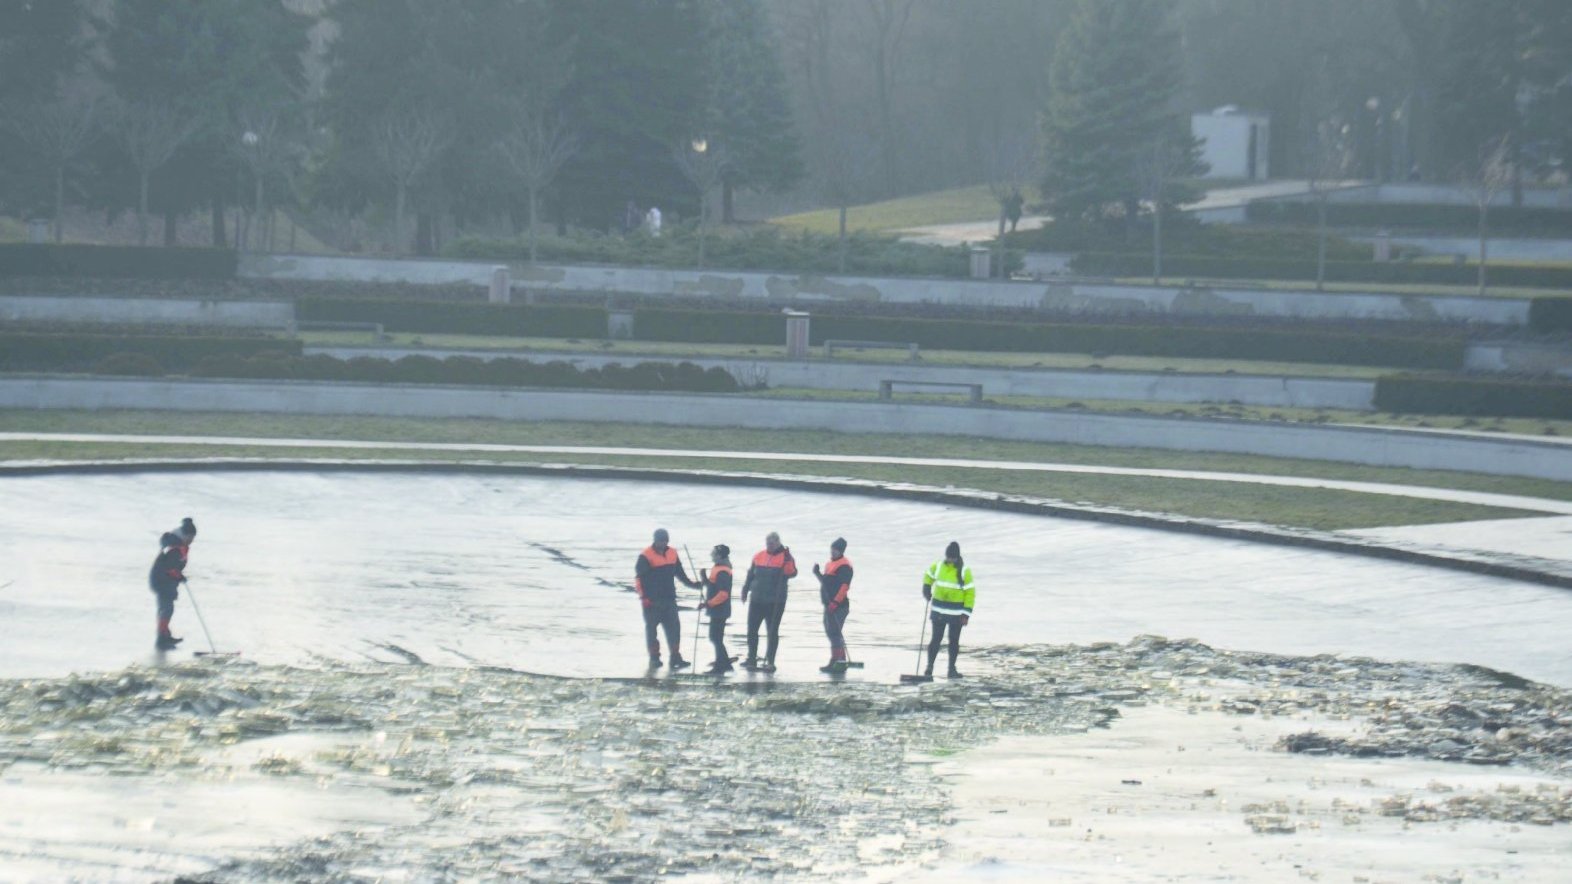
top-left (824, 338), bottom-right (920, 360)
top-left (878, 379), bottom-right (983, 404)
top-left (296, 320), bottom-right (387, 340)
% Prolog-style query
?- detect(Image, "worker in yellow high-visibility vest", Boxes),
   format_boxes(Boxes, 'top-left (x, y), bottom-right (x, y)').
top-left (921, 541), bottom-right (975, 678)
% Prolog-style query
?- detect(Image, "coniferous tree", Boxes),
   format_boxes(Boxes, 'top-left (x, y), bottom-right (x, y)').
top-left (1039, 0), bottom-right (1201, 224)
top-left (700, 0), bottom-right (802, 223)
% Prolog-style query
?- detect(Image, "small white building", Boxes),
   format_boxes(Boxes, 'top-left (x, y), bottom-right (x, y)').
top-left (1191, 106), bottom-right (1270, 180)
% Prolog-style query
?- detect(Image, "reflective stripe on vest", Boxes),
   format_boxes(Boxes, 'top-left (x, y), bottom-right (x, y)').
top-left (925, 561), bottom-right (974, 614)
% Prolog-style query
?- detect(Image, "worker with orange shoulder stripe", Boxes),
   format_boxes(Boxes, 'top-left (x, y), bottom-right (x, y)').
top-left (696, 544), bottom-right (735, 674)
top-left (814, 537), bottom-right (854, 673)
top-left (635, 528), bottom-right (700, 671)
top-left (740, 531), bottom-right (796, 673)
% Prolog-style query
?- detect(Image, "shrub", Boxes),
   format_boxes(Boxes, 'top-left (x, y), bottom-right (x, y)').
top-left (1374, 374), bottom-right (1572, 419)
top-left (443, 226), bottom-right (1023, 278)
top-left (0, 333), bottom-right (303, 371)
top-left (1247, 201), bottom-right (1572, 236)
top-left (1069, 252), bottom-right (1572, 290)
top-left (94, 353), bottom-right (165, 376)
top-left (1528, 297), bottom-right (1572, 333)
top-left (0, 244), bottom-right (238, 279)
top-left (297, 298), bottom-right (607, 337)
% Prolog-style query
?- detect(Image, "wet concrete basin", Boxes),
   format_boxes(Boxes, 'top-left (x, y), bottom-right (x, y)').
top-left (3, 471), bottom-right (1570, 686)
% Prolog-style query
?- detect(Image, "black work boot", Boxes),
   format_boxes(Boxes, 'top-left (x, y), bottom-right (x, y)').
top-left (947, 667), bottom-right (964, 679)
top-left (670, 657), bottom-right (691, 671)
top-left (648, 656), bottom-right (662, 669)
top-left (156, 634), bottom-right (180, 651)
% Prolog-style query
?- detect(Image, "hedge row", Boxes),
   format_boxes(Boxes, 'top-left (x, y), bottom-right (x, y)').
top-left (632, 307), bottom-right (1465, 369)
top-left (1374, 374), bottom-right (1572, 419)
top-left (297, 300), bottom-right (1466, 369)
top-left (1002, 220), bottom-right (1385, 262)
top-left (1070, 252), bottom-right (1572, 290)
top-left (297, 298), bottom-right (605, 337)
top-left (1528, 297), bottom-right (1572, 333)
top-left (0, 244), bottom-right (238, 279)
top-left (444, 226), bottom-right (1026, 278)
top-left (0, 333), bottom-right (302, 371)
top-left (1247, 201), bottom-right (1572, 235)
top-left (88, 351), bottom-right (739, 393)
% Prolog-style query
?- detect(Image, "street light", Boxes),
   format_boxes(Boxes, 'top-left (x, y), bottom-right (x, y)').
top-left (691, 137), bottom-right (708, 155)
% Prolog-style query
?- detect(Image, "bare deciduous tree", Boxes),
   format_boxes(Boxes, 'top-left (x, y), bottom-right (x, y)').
top-left (1303, 119), bottom-right (1354, 292)
top-left (672, 139), bottom-right (730, 269)
top-left (817, 126), bottom-right (880, 273)
top-left (859, 0), bottom-right (913, 197)
top-left (984, 132), bottom-right (1036, 279)
top-left (119, 101), bottom-right (198, 246)
top-left (374, 109), bottom-right (449, 256)
top-left (8, 88), bottom-right (100, 243)
top-left (1460, 134), bottom-right (1514, 296)
top-left (1133, 135), bottom-right (1197, 285)
top-left (497, 108), bottom-right (579, 264)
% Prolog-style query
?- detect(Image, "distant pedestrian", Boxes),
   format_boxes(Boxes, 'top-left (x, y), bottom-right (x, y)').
top-left (624, 199), bottom-right (641, 233)
top-left (814, 537), bottom-right (853, 673)
top-left (1004, 188), bottom-right (1024, 233)
top-left (635, 528), bottom-right (700, 670)
top-left (646, 205), bottom-right (662, 237)
top-left (741, 531), bottom-right (796, 672)
top-left (697, 544), bottom-right (735, 674)
top-left (921, 540), bottom-right (975, 679)
top-left (148, 517), bottom-right (197, 651)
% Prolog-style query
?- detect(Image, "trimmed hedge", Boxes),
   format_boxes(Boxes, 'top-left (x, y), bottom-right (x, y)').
top-left (444, 226), bottom-right (1025, 278)
top-left (1071, 252), bottom-right (1572, 290)
top-left (1002, 220), bottom-right (1384, 262)
top-left (183, 353), bottom-right (740, 393)
top-left (0, 244), bottom-right (238, 279)
top-left (1247, 201), bottom-right (1572, 236)
top-left (629, 307), bottom-right (1464, 369)
top-left (1375, 374), bottom-right (1572, 419)
top-left (294, 300), bottom-right (1464, 369)
top-left (0, 333), bottom-right (302, 371)
top-left (297, 299), bottom-right (607, 337)
top-left (1528, 297), bottom-right (1572, 333)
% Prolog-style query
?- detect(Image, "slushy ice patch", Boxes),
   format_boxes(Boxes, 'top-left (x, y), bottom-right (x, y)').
top-left (1, 637), bottom-right (1569, 881)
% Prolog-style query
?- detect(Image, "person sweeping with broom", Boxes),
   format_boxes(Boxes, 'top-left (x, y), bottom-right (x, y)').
top-left (149, 517), bottom-right (197, 651)
top-left (814, 538), bottom-right (854, 673)
top-left (921, 540), bottom-right (975, 679)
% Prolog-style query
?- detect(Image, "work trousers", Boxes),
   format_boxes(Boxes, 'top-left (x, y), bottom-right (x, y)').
top-left (643, 601), bottom-right (682, 659)
top-left (926, 612), bottom-right (964, 671)
top-left (745, 594), bottom-right (787, 663)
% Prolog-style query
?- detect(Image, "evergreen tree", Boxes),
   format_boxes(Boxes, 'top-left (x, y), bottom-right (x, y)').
top-left (700, 0), bottom-right (802, 223)
top-left (1039, 0), bottom-right (1201, 223)
top-left (100, 0), bottom-right (309, 245)
top-left (1431, 0), bottom-right (1525, 179)
top-left (0, 0), bottom-right (93, 215)
top-left (551, 0), bottom-right (707, 229)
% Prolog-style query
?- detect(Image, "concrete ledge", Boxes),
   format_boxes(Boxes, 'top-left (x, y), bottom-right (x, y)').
top-left (0, 295), bottom-right (294, 330)
top-left (3, 375), bottom-right (1570, 480)
top-left (304, 345), bottom-right (1380, 411)
top-left (239, 253), bottom-right (1533, 325)
top-left (5, 457), bottom-right (1569, 590)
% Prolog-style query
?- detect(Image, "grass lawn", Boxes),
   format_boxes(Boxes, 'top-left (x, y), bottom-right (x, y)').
top-left (299, 331), bottom-right (1395, 379)
top-left (770, 186), bottom-right (1001, 235)
top-left (3, 410), bottom-right (1568, 531)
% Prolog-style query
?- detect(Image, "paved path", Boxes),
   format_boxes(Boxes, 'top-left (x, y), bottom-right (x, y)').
top-left (5, 431), bottom-right (1572, 515)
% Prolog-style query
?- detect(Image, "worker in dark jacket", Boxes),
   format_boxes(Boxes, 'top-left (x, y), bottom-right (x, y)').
top-left (814, 537), bottom-right (853, 673)
top-left (740, 531), bottom-right (796, 672)
top-left (635, 528), bottom-right (700, 670)
top-left (696, 544), bottom-right (735, 674)
top-left (148, 517), bottom-right (197, 651)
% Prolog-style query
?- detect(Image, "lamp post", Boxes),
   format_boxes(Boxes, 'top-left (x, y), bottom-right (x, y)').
top-left (1365, 97), bottom-right (1385, 183)
top-left (241, 130), bottom-right (265, 252)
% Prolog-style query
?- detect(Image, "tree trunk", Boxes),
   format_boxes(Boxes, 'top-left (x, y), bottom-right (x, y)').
top-left (254, 177), bottom-right (265, 254)
top-left (53, 165), bottom-right (65, 243)
top-left (163, 209), bottom-right (177, 247)
top-left (393, 181), bottom-right (407, 256)
top-left (1316, 196), bottom-right (1328, 292)
top-left (528, 187), bottom-right (539, 264)
top-left (1153, 206), bottom-right (1163, 284)
top-left (211, 195), bottom-right (227, 248)
top-left (997, 208), bottom-right (1008, 279)
top-left (722, 180), bottom-right (736, 225)
top-left (838, 204), bottom-right (848, 273)
top-left (1478, 203), bottom-right (1489, 296)
top-left (138, 172), bottom-right (151, 246)
top-left (698, 192), bottom-right (708, 270)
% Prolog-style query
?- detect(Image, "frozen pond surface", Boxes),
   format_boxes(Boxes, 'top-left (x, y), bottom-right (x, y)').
top-left (1, 471), bottom-right (1570, 880)
top-left (2, 472), bottom-right (1571, 685)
